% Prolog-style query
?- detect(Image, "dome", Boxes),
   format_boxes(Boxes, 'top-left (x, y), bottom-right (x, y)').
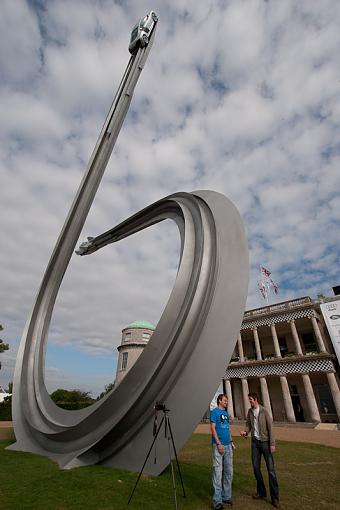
top-left (125, 320), bottom-right (156, 331)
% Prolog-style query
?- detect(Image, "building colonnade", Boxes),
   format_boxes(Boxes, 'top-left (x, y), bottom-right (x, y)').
top-left (225, 314), bottom-right (340, 423)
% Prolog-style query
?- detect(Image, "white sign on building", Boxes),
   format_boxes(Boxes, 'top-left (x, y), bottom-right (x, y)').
top-left (320, 300), bottom-right (340, 365)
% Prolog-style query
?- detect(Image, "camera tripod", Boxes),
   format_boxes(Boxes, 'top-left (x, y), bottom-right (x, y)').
top-left (128, 405), bottom-right (186, 509)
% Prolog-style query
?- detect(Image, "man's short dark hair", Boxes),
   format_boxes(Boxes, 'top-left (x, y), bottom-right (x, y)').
top-left (248, 392), bottom-right (259, 401)
top-left (217, 393), bottom-right (227, 404)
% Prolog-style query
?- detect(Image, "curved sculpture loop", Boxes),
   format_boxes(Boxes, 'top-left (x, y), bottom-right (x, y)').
top-left (10, 16), bottom-right (249, 475)
top-left (11, 190), bottom-right (248, 474)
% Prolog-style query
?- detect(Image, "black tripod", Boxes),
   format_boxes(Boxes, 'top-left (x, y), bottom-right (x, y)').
top-left (128, 405), bottom-right (186, 509)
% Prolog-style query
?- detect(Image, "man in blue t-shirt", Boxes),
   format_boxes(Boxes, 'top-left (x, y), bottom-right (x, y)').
top-left (210, 393), bottom-right (234, 509)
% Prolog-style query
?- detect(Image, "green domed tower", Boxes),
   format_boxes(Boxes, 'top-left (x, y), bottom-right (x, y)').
top-left (115, 320), bottom-right (155, 385)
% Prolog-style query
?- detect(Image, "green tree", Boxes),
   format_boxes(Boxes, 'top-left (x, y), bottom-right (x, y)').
top-left (50, 388), bottom-right (94, 403)
top-left (0, 341), bottom-right (9, 353)
top-left (97, 382), bottom-right (115, 400)
top-left (50, 388), bottom-right (95, 410)
top-left (0, 324), bottom-right (9, 377)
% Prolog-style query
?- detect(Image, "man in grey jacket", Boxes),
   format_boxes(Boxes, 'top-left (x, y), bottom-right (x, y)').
top-left (241, 392), bottom-right (280, 508)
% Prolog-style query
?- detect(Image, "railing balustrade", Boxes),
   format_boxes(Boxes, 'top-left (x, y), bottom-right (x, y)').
top-left (243, 296), bottom-right (312, 319)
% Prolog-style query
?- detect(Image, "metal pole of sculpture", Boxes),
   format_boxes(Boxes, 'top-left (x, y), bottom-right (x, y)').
top-left (9, 13), bottom-right (249, 475)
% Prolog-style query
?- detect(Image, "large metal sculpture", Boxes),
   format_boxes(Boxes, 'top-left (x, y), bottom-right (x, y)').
top-left (9, 12), bottom-right (249, 475)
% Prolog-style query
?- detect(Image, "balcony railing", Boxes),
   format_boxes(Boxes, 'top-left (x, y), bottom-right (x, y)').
top-left (228, 350), bottom-right (332, 368)
top-left (243, 296), bottom-right (313, 320)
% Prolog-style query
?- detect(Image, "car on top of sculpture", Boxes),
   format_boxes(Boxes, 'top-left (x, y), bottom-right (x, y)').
top-left (129, 10), bottom-right (158, 54)
top-left (75, 237), bottom-right (94, 255)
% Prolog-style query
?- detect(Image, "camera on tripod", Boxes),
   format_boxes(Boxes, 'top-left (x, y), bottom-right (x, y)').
top-left (129, 401), bottom-right (185, 509)
top-left (154, 402), bottom-right (169, 412)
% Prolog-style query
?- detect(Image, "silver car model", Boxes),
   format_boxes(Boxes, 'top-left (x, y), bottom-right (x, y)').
top-left (129, 11), bottom-right (158, 54)
top-left (75, 237), bottom-right (94, 256)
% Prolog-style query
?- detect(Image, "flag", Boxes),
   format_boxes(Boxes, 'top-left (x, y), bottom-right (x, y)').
top-left (270, 278), bottom-right (279, 294)
top-left (258, 266), bottom-right (279, 301)
top-left (261, 266), bottom-right (271, 278)
top-left (258, 281), bottom-right (267, 300)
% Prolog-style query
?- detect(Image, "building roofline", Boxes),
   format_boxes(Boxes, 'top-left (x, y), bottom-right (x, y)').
top-left (243, 296), bottom-right (315, 322)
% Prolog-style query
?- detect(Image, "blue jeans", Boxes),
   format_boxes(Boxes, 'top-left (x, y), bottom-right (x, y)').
top-left (212, 444), bottom-right (233, 507)
top-left (251, 438), bottom-right (279, 501)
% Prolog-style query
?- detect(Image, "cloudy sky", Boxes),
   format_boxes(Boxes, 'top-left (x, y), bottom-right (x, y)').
top-left (1, 0), bottom-right (339, 396)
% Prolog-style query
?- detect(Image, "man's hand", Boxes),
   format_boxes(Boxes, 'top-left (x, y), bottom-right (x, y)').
top-left (271, 445), bottom-right (276, 453)
top-left (217, 443), bottom-right (224, 454)
top-left (240, 431), bottom-right (248, 437)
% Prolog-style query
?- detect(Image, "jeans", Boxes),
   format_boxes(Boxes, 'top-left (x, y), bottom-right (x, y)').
top-left (212, 444), bottom-right (233, 507)
top-left (251, 438), bottom-right (279, 501)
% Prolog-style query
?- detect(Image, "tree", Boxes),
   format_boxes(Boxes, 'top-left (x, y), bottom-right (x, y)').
top-left (97, 382), bottom-right (115, 401)
top-left (0, 341), bottom-right (9, 354)
top-left (0, 324), bottom-right (9, 371)
top-left (50, 388), bottom-right (95, 410)
top-left (50, 388), bottom-right (94, 403)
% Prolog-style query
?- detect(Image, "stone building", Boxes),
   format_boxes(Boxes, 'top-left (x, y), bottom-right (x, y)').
top-left (224, 295), bottom-right (340, 424)
top-left (114, 320), bottom-right (155, 386)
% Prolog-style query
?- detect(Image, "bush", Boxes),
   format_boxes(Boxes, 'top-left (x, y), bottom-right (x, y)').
top-left (0, 397), bottom-right (12, 421)
top-left (50, 388), bottom-right (95, 410)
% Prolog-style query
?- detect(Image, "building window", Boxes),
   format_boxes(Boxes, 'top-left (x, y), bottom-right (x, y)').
top-left (121, 352), bottom-right (128, 370)
top-left (315, 384), bottom-right (336, 415)
top-left (301, 332), bottom-right (317, 353)
top-left (142, 332), bottom-right (151, 340)
top-left (278, 337), bottom-right (288, 357)
top-left (289, 384), bottom-right (305, 421)
top-left (124, 332), bottom-right (131, 342)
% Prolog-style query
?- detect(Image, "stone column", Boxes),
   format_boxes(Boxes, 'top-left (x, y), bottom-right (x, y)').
top-left (225, 379), bottom-right (235, 419)
top-left (326, 372), bottom-right (340, 422)
top-left (260, 377), bottom-right (273, 420)
top-left (290, 320), bottom-right (303, 355)
top-left (279, 376), bottom-right (296, 423)
top-left (252, 328), bottom-right (262, 360)
top-left (302, 374), bottom-right (321, 422)
top-left (311, 316), bottom-right (326, 352)
top-left (237, 334), bottom-right (245, 362)
top-left (270, 324), bottom-right (281, 358)
top-left (241, 378), bottom-right (250, 419)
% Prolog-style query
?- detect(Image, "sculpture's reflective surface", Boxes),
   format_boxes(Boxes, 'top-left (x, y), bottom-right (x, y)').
top-left (9, 15), bottom-right (249, 475)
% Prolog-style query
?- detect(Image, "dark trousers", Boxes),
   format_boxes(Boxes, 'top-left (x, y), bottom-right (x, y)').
top-left (251, 438), bottom-right (279, 501)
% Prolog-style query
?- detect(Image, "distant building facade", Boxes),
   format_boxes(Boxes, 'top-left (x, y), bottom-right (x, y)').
top-left (224, 295), bottom-right (340, 424)
top-left (114, 320), bottom-right (155, 386)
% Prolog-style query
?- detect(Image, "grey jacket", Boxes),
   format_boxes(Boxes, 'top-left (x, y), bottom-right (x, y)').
top-left (245, 405), bottom-right (275, 446)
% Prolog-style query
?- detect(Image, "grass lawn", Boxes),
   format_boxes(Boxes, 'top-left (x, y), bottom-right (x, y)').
top-left (0, 435), bottom-right (339, 509)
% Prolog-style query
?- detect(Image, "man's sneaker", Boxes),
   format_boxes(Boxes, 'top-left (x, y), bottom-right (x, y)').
top-left (272, 499), bottom-right (280, 508)
top-left (252, 494), bottom-right (266, 500)
top-left (214, 504), bottom-right (224, 510)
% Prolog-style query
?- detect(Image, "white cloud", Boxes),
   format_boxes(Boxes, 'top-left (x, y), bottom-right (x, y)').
top-left (1, 0), bottom-right (340, 395)
top-left (0, 1), bottom-right (41, 84)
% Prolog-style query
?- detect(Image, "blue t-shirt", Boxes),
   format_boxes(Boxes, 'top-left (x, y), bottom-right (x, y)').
top-left (210, 407), bottom-right (231, 446)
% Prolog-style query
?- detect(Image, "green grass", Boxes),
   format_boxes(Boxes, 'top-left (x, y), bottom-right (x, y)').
top-left (0, 435), bottom-right (339, 509)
